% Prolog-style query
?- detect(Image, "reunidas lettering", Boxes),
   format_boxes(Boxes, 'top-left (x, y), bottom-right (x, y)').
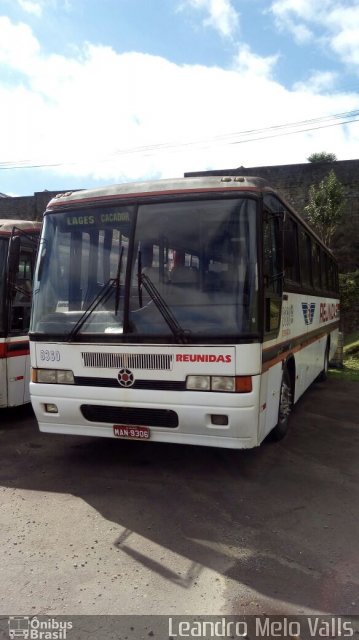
top-left (320, 302), bottom-right (340, 323)
top-left (176, 354), bottom-right (231, 363)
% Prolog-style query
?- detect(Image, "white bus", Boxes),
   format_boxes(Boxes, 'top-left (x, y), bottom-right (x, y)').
top-left (29, 176), bottom-right (339, 448)
top-left (0, 220), bottom-right (41, 408)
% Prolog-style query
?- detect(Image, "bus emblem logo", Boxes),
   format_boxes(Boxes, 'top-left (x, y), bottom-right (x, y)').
top-left (117, 368), bottom-right (135, 387)
top-left (301, 302), bottom-right (316, 325)
top-left (8, 617), bottom-right (30, 639)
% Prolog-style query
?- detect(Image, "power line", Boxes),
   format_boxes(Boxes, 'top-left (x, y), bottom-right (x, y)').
top-left (0, 108), bottom-right (358, 171)
top-left (109, 109), bottom-right (359, 156)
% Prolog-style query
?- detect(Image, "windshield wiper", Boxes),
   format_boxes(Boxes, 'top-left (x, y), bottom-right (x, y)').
top-left (137, 250), bottom-right (143, 309)
top-left (138, 270), bottom-right (191, 344)
top-left (66, 278), bottom-right (117, 341)
top-left (67, 244), bottom-right (125, 341)
top-left (114, 246), bottom-right (124, 316)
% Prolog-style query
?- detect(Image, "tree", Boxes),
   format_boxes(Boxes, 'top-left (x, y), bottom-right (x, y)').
top-left (307, 151), bottom-right (337, 163)
top-left (339, 270), bottom-right (359, 313)
top-left (304, 169), bottom-right (345, 247)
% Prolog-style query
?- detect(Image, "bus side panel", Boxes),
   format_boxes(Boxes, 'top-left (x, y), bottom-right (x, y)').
top-left (0, 359), bottom-right (8, 408)
top-left (293, 340), bottom-right (314, 402)
top-left (7, 354), bottom-right (27, 407)
top-left (258, 362), bottom-right (283, 443)
top-left (23, 355), bottom-right (31, 404)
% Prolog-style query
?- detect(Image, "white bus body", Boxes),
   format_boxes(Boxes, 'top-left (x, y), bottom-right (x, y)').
top-left (0, 220), bottom-right (41, 408)
top-left (29, 177), bottom-right (339, 447)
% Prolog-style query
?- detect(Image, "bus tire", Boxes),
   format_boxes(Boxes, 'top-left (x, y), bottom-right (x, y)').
top-left (317, 342), bottom-right (329, 382)
top-left (271, 365), bottom-right (293, 441)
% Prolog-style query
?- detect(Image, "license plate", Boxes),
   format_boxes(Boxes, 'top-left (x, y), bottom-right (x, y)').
top-left (113, 425), bottom-right (151, 440)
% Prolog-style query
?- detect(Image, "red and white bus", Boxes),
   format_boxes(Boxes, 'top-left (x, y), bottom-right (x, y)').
top-left (0, 220), bottom-right (41, 408)
top-left (29, 176), bottom-right (339, 447)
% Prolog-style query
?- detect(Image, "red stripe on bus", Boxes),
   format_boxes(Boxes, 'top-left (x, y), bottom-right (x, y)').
top-left (0, 343), bottom-right (30, 358)
top-left (262, 327), bottom-right (338, 373)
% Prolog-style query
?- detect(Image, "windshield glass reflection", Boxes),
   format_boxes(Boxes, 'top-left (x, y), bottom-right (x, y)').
top-left (31, 197), bottom-right (258, 341)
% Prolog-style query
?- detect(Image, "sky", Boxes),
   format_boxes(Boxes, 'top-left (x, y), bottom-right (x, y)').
top-left (0, 0), bottom-right (359, 196)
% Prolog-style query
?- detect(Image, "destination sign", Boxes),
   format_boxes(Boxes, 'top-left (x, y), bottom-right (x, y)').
top-left (64, 209), bottom-right (131, 228)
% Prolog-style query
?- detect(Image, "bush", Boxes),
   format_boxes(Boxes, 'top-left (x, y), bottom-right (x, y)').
top-left (339, 270), bottom-right (359, 312)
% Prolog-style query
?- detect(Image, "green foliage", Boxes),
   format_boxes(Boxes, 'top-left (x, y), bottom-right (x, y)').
top-left (339, 271), bottom-right (359, 313)
top-left (329, 358), bottom-right (359, 381)
top-left (304, 170), bottom-right (345, 247)
top-left (307, 151), bottom-right (337, 163)
top-left (344, 331), bottom-right (359, 347)
top-left (329, 330), bottom-right (359, 381)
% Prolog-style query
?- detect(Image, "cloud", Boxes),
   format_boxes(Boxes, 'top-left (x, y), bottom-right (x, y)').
top-left (180, 0), bottom-right (240, 38)
top-left (15, 0), bottom-right (73, 16)
top-left (0, 17), bottom-right (358, 187)
top-left (17, 0), bottom-right (43, 16)
top-left (270, 0), bottom-right (359, 69)
top-left (293, 70), bottom-right (338, 92)
top-left (234, 44), bottom-right (279, 79)
top-left (329, 5), bottom-right (359, 66)
top-left (0, 16), bottom-right (40, 70)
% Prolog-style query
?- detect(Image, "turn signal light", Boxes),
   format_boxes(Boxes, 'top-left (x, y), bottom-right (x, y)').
top-left (235, 376), bottom-right (253, 393)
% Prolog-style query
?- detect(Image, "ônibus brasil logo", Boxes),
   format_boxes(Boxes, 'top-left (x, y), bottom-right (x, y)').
top-left (302, 302), bottom-right (316, 325)
top-left (8, 616), bottom-right (72, 640)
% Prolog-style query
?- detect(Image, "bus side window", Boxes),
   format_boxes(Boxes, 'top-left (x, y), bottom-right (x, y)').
top-left (321, 250), bottom-right (329, 292)
top-left (263, 212), bottom-right (282, 335)
top-left (9, 240), bottom-right (36, 334)
top-left (284, 216), bottom-right (300, 283)
top-left (312, 242), bottom-right (321, 289)
top-left (298, 229), bottom-right (312, 289)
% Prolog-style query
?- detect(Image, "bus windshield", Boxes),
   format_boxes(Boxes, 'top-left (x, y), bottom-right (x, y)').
top-left (0, 237), bottom-right (8, 335)
top-left (31, 197), bottom-right (259, 342)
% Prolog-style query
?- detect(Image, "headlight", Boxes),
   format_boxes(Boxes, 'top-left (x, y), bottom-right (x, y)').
top-left (186, 375), bottom-right (252, 393)
top-left (32, 369), bottom-right (75, 384)
top-left (211, 376), bottom-right (236, 392)
top-left (186, 375), bottom-right (211, 391)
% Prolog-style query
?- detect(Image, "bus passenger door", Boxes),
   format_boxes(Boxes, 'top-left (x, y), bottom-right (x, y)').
top-left (260, 208), bottom-right (284, 440)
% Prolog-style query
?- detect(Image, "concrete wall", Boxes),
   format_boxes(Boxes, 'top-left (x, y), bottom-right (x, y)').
top-left (0, 191), bottom-right (63, 222)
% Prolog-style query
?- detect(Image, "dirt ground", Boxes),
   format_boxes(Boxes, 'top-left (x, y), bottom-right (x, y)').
top-left (0, 377), bottom-right (358, 618)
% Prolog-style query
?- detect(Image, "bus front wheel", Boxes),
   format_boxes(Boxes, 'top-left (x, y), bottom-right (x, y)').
top-left (271, 366), bottom-right (293, 441)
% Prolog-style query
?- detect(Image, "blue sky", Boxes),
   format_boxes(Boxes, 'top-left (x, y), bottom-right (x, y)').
top-left (0, 0), bottom-right (359, 196)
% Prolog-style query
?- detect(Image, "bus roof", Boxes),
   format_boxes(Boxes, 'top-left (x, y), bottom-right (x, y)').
top-left (0, 220), bottom-right (42, 236)
top-left (46, 176), bottom-right (269, 210)
top-left (44, 176), bottom-right (335, 257)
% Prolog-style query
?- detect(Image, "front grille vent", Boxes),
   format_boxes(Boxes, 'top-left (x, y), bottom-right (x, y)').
top-left (81, 405), bottom-right (178, 428)
top-left (81, 352), bottom-right (173, 370)
top-left (75, 376), bottom-right (186, 391)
